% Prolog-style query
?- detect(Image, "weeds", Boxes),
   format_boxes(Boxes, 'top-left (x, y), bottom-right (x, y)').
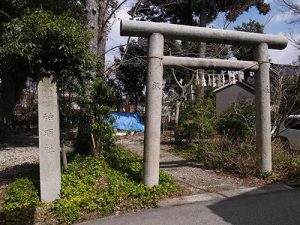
top-left (3, 178), bottom-right (40, 225)
top-left (4, 146), bottom-right (180, 224)
top-left (175, 136), bottom-right (300, 180)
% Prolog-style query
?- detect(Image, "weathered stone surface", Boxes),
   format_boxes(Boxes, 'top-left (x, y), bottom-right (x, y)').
top-left (38, 76), bottom-right (61, 202)
top-left (143, 33), bottom-right (164, 187)
top-left (254, 43), bottom-right (272, 172)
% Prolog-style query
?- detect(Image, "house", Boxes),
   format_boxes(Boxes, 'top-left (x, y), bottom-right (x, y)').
top-left (213, 80), bottom-right (255, 116)
top-left (212, 63), bottom-right (300, 116)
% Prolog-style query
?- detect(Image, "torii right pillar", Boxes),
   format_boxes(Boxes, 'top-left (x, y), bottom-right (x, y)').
top-left (254, 43), bottom-right (272, 173)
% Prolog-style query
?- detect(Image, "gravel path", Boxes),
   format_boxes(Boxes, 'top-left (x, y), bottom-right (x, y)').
top-left (0, 132), bottom-right (39, 222)
top-left (0, 145), bottom-right (38, 173)
top-left (0, 133), bottom-right (39, 186)
top-left (117, 135), bottom-right (257, 195)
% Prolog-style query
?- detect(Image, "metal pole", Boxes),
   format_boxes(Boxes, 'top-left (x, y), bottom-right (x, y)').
top-left (143, 33), bottom-right (164, 187)
top-left (254, 43), bottom-right (272, 173)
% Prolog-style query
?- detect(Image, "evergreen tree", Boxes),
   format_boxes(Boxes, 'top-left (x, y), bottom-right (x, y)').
top-left (233, 19), bottom-right (265, 61)
top-left (130, 0), bottom-right (271, 96)
top-left (131, 0), bottom-right (270, 26)
top-left (115, 39), bottom-right (147, 109)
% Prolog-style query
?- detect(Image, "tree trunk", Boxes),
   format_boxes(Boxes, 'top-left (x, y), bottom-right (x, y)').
top-left (97, 0), bottom-right (109, 63)
top-left (75, 0), bottom-right (101, 154)
top-left (86, 0), bottom-right (109, 61)
top-left (86, 0), bottom-right (100, 55)
top-left (196, 0), bottom-right (207, 98)
top-left (1, 73), bottom-right (17, 131)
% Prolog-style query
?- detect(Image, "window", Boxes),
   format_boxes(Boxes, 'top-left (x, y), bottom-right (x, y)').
top-left (284, 118), bottom-right (300, 130)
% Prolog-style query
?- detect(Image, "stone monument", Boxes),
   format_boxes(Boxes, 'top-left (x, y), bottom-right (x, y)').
top-left (38, 76), bottom-right (61, 202)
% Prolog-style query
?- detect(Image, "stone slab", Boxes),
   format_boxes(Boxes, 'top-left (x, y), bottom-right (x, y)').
top-left (38, 76), bottom-right (61, 202)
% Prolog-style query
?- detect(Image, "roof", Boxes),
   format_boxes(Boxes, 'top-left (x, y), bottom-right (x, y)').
top-left (213, 80), bottom-right (255, 94)
top-left (270, 64), bottom-right (300, 76)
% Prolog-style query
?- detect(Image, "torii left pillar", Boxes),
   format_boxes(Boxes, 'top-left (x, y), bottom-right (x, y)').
top-left (254, 43), bottom-right (272, 173)
top-left (143, 33), bottom-right (164, 186)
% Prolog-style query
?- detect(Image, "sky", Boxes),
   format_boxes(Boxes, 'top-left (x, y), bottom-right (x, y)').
top-left (107, 0), bottom-right (300, 65)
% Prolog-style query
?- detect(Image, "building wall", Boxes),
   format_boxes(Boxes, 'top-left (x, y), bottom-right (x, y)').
top-left (216, 84), bottom-right (254, 116)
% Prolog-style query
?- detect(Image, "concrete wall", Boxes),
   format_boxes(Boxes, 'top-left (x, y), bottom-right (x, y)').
top-left (216, 83), bottom-right (255, 116)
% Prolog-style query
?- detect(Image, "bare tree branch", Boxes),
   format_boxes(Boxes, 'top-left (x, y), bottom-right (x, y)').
top-left (277, 0), bottom-right (300, 24)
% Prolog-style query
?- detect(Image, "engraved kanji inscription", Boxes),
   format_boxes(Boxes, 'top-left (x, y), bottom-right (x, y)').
top-left (42, 129), bottom-right (54, 137)
top-left (41, 93), bottom-right (54, 99)
top-left (152, 82), bottom-right (161, 90)
top-left (44, 144), bottom-right (55, 153)
top-left (43, 113), bottom-right (54, 121)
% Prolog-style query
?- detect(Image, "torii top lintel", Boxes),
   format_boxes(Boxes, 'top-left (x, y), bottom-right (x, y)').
top-left (120, 20), bottom-right (288, 50)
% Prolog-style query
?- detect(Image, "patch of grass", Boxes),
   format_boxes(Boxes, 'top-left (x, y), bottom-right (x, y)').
top-left (272, 139), bottom-right (300, 180)
top-left (174, 137), bottom-right (300, 180)
top-left (3, 178), bottom-right (40, 225)
top-left (4, 146), bottom-right (181, 224)
top-left (104, 146), bottom-right (180, 198)
top-left (104, 146), bottom-right (143, 182)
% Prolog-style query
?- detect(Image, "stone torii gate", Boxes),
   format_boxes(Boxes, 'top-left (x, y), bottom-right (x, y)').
top-left (120, 20), bottom-right (288, 187)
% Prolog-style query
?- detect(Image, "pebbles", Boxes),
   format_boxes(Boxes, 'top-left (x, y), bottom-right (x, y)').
top-left (0, 146), bottom-right (39, 172)
top-left (0, 134), bottom-right (39, 189)
top-left (117, 135), bottom-right (253, 195)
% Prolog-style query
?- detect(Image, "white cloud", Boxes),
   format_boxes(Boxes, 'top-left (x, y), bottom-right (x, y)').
top-left (269, 33), bottom-right (300, 64)
top-left (272, 10), bottom-right (296, 23)
top-left (263, 0), bottom-right (275, 7)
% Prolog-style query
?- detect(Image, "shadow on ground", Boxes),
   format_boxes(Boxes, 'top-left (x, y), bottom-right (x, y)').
top-left (0, 132), bottom-right (38, 149)
top-left (0, 163), bottom-right (39, 188)
top-left (75, 186), bottom-right (300, 225)
top-left (160, 160), bottom-right (204, 169)
top-left (207, 188), bottom-right (300, 225)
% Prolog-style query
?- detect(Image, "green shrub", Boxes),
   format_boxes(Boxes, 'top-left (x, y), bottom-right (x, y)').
top-left (76, 77), bottom-right (117, 154)
top-left (196, 137), bottom-right (259, 176)
top-left (3, 148), bottom-right (180, 224)
top-left (51, 147), bottom-right (180, 224)
top-left (177, 98), bottom-right (216, 142)
top-left (103, 146), bottom-right (180, 200)
top-left (1, 10), bottom-right (94, 83)
top-left (3, 178), bottom-right (40, 225)
top-left (103, 146), bottom-right (143, 182)
top-left (176, 136), bottom-right (260, 177)
top-left (175, 136), bottom-right (300, 180)
top-left (272, 139), bottom-right (300, 178)
top-left (218, 101), bottom-right (255, 140)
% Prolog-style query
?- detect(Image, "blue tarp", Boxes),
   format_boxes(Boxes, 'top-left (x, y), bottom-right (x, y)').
top-left (110, 112), bottom-right (144, 132)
